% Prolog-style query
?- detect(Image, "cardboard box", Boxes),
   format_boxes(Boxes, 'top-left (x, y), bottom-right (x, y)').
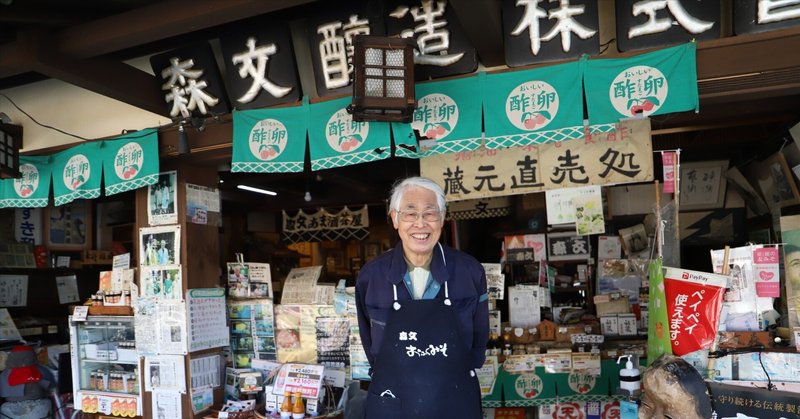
top-left (594, 294), bottom-right (630, 316)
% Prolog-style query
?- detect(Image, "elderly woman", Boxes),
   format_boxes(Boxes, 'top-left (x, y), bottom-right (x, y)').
top-left (355, 176), bottom-right (488, 419)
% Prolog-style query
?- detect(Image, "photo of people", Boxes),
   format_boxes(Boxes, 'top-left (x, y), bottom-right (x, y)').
top-left (147, 171), bottom-right (178, 225)
top-left (141, 266), bottom-right (182, 299)
top-left (139, 225), bottom-right (181, 268)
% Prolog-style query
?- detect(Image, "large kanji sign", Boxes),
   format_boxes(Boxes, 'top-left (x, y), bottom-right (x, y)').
top-left (421, 118), bottom-right (653, 202)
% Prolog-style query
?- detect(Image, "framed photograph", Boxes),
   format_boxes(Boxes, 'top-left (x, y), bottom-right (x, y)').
top-left (747, 152), bottom-right (800, 212)
top-left (147, 171), bottom-right (178, 226)
top-left (44, 200), bottom-right (92, 250)
top-left (679, 160), bottom-right (729, 210)
top-left (139, 225), bottom-right (181, 267)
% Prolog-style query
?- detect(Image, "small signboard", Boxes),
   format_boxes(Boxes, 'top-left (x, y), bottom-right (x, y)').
top-left (547, 232), bottom-right (590, 261)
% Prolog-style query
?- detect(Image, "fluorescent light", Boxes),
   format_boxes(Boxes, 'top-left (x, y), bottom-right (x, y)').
top-left (237, 184), bottom-right (277, 196)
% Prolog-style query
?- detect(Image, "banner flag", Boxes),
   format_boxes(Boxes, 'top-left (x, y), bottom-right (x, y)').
top-left (307, 96), bottom-right (391, 171)
top-left (52, 141), bottom-right (103, 206)
top-left (482, 61), bottom-right (585, 149)
top-left (0, 155), bottom-right (53, 208)
top-left (103, 128), bottom-right (159, 196)
top-left (585, 42), bottom-right (699, 125)
top-left (232, 102), bottom-right (308, 173)
top-left (392, 75), bottom-right (483, 158)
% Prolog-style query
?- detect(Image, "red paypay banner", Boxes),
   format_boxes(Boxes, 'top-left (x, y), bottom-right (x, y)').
top-left (663, 267), bottom-right (726, 356)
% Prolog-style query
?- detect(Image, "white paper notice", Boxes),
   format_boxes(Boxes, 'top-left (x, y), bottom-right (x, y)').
top-left (0, 275), bottom-right (27, 306)
top-left (597, 236), bottom-right (622, 260)
top-left (134, 298), bottom-right (188, 355)
top-left (482, 263), bottom-right (505, 300)
top-left (187, 288), bottom-right (229, 352)
top-left (152, 389), bottom-right (182, 419)
top-left (190, 354), bottom-right (222, 389)
top-left (113, 253), bottom-right (131, 270)
top-left (315, 284), bottom-right (336, 305)
top-left (508, 285), bottom-right (540, 328)
top-left (55, 275), bottom-right (80, 304)
top-left (545, 185), bottom-right (601, 225)
top-left (281, 266), bottom-right (322, 305)
top-left (0, 308), bottom-right (22, 342)
top-left (145, 355), bottom-right (187, 393)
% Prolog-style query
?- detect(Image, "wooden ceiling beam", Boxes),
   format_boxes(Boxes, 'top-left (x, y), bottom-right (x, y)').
top-left (58, 0), bottom-right (317, 59)
top-left (449, 0), bottom-right (506, 67)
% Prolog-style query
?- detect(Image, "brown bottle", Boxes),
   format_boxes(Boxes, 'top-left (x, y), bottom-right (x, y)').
top-left (280, 391), bottom-right (293, 417)
top-left (292, 391), bottom-right (305, 418)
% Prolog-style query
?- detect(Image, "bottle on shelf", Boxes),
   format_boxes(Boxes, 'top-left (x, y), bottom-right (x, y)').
top-left (292, 391), bottom-right (305, 419)
top-left (280, 391), bottom-right (293, 419)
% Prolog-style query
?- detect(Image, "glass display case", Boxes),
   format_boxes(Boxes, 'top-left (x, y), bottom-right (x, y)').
top-left (69, 315), bottom-right (142, 417)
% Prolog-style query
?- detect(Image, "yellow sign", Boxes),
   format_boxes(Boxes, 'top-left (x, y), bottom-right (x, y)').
top-left (421, 119), bottom-right (653, 201)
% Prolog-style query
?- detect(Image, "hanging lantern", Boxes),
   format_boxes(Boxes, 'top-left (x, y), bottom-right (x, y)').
top-left (0, 122), bottom-right (21, 179)
top-left (349, 36), bottom-right (416, 123)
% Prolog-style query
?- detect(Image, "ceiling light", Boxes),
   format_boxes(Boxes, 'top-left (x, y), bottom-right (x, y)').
top-left (237, 184), bottom-right (277, 196)
top-left (304, 191), bottom-right (312, 202)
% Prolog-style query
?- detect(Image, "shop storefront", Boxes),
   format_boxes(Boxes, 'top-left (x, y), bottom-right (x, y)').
top-left (2, 1), bottom-right (800, 419)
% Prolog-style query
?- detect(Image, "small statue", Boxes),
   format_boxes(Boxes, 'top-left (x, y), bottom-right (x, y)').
top-left (639, 354), bottom-right (713, 419)
top-left (0, 345), bottom-right (55, 418)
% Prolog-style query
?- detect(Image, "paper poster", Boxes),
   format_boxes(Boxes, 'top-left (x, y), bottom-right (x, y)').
top-left (753, 247), bottom-right (780, 298)
top-left (191, 386), bottom-right (214, 414)
top-left (316, 316), bottom-right (350, 368)
top-left (477, 355), bottom-right (499, 397)
top-left (281, 266), bottom-right (322, 305)
top-left (148, 171), bottom-right (178, 226)
top-left (508, 286), bottom-right (540, 328)
top-left (140, 225), bottom-right (181, 267)
top-left (145, 355), bottom-right (187, 393)
top-left (271, 363), bottom-right (325, 399)
top-left (111, 268), bottom-right (135, 292)
top-left (134, 298), bottom-right (188, 355)
top-left (0, 275), bottom-right (27, 306)
top-left (229, 298), bottom-right (276, 365)
top-left (483, 263), bottom-right (505, 300)
top-left (55, 275), bottom-right (80, 304)
top-left (545, 185), bottom-right (601, 225)
top-left (573, 191), bottom-right (605, 235)
top-left (186, 183), bottom-right (221, 226)
top-left (597, 236), bottom-right (622, 260)
top-left (0, 308), bottom-right (21, 342)
top-left (141, 266), bottom-right (182, 299)
top-left (190, 354), bottom-right (222, 389)
top-left (227, 261), bottom-right (272, 300)
top-left (315, 284), bottom-right (336, 305)
top-left (663, 267), bottom-right (727, 356)
top-left (113, 253), bottom-right (131, 270)
top-left (504, 234), bottom-right (546, 262)
top-left (152, 389), bottom-right (182, 419)
top-left (187, 288), bottom-right (229, 352)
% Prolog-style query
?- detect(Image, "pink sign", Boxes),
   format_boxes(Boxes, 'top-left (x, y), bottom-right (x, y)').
top-left (753, 247), bottom-right (780, 297)
top-left (662, 152), bottom-right (676, 193)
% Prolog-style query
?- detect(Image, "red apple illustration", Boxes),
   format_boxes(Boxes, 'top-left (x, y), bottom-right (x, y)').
top-left (523, 118), bottom-right (537, 129)
top-left (342, 142), bottom-right (351, 152)
top-left (20, 186), bottom-right (31, 196)
top-left (436, 125), bottom-right (446, 135)
top-left (579, 385), bottom-right (590, 393)
top-left (630, 105), bottom-right (643, 115)
top-left (260, 150), bottom-right (269, 159)
top-left (349, 137), bottom-right (359, 147)
top-left (534, 114), bottom-right (546, 124)
top-left (426, 129), bottom-right (438, 139)
top-left (642, 99), bottom-right (654, 111)
top-left (123, 171), bottom-right (131, 179)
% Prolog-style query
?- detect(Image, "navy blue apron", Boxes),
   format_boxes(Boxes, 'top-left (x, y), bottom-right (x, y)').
top-left (364, 281), bottom-right (481, 419)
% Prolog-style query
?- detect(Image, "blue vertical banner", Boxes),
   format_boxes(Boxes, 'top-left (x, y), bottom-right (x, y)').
top-left (307, 96), bottom-right (391, 171)
top-left (232, 102), bottom-right (308, 173)
top-left (392, 75), bottom-right (483, 158)
top-left (585, 42), bottom-right (699, 124)
top-left (52, 142), bottom-right (103, 206)
top-left (483, 60), bottom-right (586, 149)
top-left (102, 128), bottom-right (160, 196)
top-left (0, 155), bottom-right (53, 208)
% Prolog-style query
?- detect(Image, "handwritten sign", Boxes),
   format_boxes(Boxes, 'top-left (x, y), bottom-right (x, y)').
top-left (421, 119), bottom-right (653, 202)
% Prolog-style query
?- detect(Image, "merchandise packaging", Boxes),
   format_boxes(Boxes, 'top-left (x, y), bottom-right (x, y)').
top-left (663, 267), bottom-right (726, 356)
top-left (647, 258), bottom-right (672, 359)
top-left (709, 245), bottom-right (761, 331)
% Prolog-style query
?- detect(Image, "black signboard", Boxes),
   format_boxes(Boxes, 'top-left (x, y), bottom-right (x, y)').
top-left (734, 0), bottom-right (800, 35)
top-left (615, 0), bottom-right (720, 51)
top-left (547, 232), bottom-right (590, 261)
top-left (502, 0), bottom-right (599, 67)
top-left (385, 0), bottom-right (477, 80)
top-left (708, 381), bottom-right (800, 419)
top-left (219, 21), bottom-right (301, 110)
top-left (306, 0), bottom-right (386, 98)
top-left (150, 43), bottom-right (230, 118)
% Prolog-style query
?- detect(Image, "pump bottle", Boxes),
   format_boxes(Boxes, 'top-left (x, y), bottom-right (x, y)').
top-left (617, 355), bottom-right (641, 394)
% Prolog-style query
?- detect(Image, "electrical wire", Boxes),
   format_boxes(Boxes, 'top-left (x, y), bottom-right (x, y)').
top-left (758, 351), bottom-right (775, 391)
top-left (0, 92), bottom-right (89, 141)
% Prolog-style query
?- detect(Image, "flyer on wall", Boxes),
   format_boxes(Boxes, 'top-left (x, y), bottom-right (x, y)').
top-left (147, 171), bottom-right (178, 226)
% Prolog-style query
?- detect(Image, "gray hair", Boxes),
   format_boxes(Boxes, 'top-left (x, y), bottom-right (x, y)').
top-left (389, 176), bottom-right (446, 215)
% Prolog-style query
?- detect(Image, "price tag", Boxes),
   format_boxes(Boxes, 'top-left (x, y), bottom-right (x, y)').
top-left (56, 256), bottom-right (71, 268)
top-left (73, 306), bottom-right (89, 322)
top-left (98, 396), bottom-right (112, 414)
